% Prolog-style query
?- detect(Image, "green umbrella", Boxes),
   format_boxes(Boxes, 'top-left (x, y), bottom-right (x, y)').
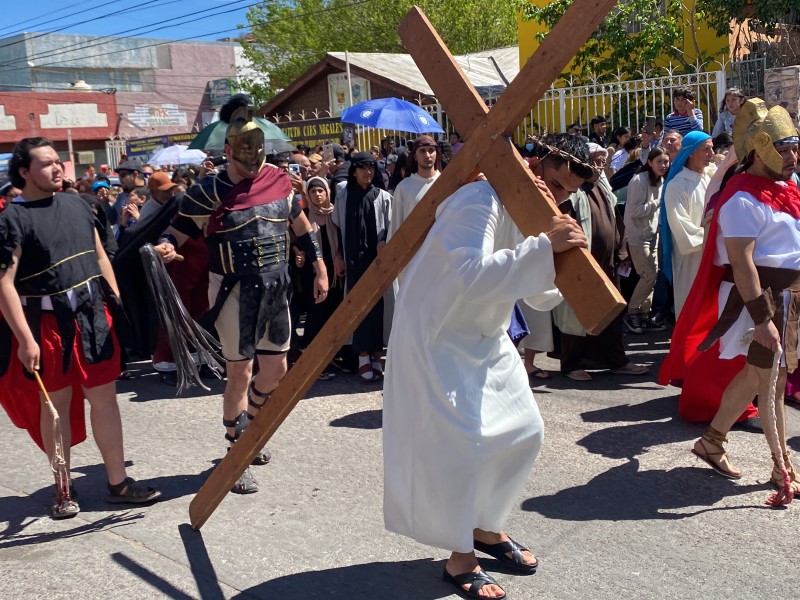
top-left (188, 117), bottom-right (292, 150)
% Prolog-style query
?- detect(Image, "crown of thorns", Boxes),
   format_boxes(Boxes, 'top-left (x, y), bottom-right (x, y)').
top-left (533, 140), bottom-right (594, 172)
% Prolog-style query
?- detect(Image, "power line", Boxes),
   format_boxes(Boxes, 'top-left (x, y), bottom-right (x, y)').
top-left (0, 0), bottom-right (125, 36)
top-left (0, 1), bottom-right (155, 55)
top-left (0, 0), bottom-right (250, 69)
top-left (0, 0), bottom-right (373, 76)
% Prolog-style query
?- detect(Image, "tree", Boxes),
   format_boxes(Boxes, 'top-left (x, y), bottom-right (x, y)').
top-left (516, 0), bottom-right (800, 81)
top-left (239, 0), bottom-right (518, 102)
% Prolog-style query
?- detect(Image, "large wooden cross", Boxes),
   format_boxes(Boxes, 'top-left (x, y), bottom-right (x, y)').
top-left (189, 0), bottom-right (624, 529)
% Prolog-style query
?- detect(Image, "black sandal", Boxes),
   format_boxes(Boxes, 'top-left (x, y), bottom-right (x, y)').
top-left (107, 477), bottom-right (161, 504)
top-left (443, 568), bottom-right (505, 600)
top-left (474, 537), bottom-right (539, 573)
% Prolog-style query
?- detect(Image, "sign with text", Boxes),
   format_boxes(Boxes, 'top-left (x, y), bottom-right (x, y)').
top-left (209, 78), bottom-right (233, 109)
top-left (125, 132), bottom-right (198, 159)
top-left (127, 104), bottom-right (188, 128)
top-left (276, 117), bottom-right (344, 146)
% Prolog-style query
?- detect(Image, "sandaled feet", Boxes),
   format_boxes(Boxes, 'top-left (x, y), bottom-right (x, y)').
top-left (610, 362), bottom-right (649, 375)
top-left (231, 467), bottom-right (259, 494)
top-left (528, 367), bottom-right (550, 383)
top-left (474, 537), bottom-right (539, 574)
top-left (771, 452), bottom-right (800, 494)
top-left (51, 484), bottom-right (80, 520)
top-left (443, 566), bottom-right (506, 599)
top-left (692, 428), bottom-right (742, 479)
top-left (107, 477), bottom-right (162, 504)
top-left (245, 384), bottom-right (272, 465)
top-left (565, 369), bottom-right (591, 382)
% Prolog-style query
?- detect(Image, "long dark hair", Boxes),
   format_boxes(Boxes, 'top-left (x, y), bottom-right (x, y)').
top-left (387, 150), bottom-right (409, 191)
top-left (636, 147), bottom-right (669, 186)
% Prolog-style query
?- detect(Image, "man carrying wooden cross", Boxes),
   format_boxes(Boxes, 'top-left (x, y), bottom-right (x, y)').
top-left (383, 134), bottom-right (593, 599)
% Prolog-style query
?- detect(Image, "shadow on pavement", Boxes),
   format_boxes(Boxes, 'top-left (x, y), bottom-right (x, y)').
top-left (178, 523), bottom-right (226, 600)
top-left (111, 552), bottom-right (196, 600)
top-left (580, 396), bottom-right (679, 423)
top-left (234, 558), bottom-right (452, 600)
top-left (330, 409), bottom-right (382, 429)
top-left (578, 419), bottom-right (700, 460)
top-left (521, 459), bottom-right (768, 521)
top-left (0, 506), bottom-right (143, 550)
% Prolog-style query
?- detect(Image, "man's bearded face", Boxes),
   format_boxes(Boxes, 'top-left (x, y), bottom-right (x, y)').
top-left (773, 142), bottom-right (799, 181)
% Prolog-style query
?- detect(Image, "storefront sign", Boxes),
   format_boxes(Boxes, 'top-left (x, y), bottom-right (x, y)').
top-left (127, 104), bottom-right (188, 128)
top-left (209, 78), bottom-right (233, 109)
top-left (125, 132), bottom-right (198, 159)
top-left (276, 117), bottom-right (344, 146)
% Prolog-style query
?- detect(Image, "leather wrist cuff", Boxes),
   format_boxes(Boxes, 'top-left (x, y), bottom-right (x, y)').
top-left (159, 232), bottom-right (178, 248)
top-left (745, 290), bottom-right (774, 325)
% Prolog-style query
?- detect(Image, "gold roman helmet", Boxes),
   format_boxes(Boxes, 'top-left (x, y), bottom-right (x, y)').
top-left (223, 97), bottom-right (265, 172)
top-left (732, 97), bottom-right (798, 174)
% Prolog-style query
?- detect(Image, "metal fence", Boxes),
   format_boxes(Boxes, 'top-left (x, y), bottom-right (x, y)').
top-left (267, 67), bottom-right (731, 151)
top-left (518, 68), bottom-right (727, 138)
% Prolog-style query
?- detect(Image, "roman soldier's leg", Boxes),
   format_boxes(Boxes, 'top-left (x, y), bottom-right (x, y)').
top-left (693, 363), bottom-right (759, 478)
top-left (709, 363), bottom-right (760, 434)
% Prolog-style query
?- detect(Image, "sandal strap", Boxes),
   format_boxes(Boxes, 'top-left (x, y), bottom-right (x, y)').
top-left (703, 426), bottom-right (728, 445)
top-left (108, 477), bottom-right (156, 499)
top-left (223, 410), bottom-right (249, 443)
top-left (248, 382), bottom-right (271, 416)
top-left (450, 569), bottom-right (497, 593)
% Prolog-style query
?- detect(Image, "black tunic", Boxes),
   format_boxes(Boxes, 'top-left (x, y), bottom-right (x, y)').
top-left (0, 194), bottom-right (117, 375)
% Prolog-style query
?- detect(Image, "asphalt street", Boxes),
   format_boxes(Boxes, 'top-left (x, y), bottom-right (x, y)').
top-left (1, 329), bottom-right (799, 600)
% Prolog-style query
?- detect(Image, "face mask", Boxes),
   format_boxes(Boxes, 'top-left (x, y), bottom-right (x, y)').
top-left (525, 143), bottom-right (534, 151)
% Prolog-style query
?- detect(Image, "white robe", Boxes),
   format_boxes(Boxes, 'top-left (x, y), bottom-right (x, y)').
top-left (383, 181), bottom-right (563, 553)
top-left (665, 168), bottom-right (709, 317)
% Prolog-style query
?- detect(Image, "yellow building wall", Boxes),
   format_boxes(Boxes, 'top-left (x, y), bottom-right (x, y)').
top-left (516, 2), bottom-right (729, 136)
top-left (518, 3), bottom-right (728, 73)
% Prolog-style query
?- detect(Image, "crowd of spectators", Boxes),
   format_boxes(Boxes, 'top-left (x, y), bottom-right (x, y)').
top-left (3, 84), bottom-right (795, 406)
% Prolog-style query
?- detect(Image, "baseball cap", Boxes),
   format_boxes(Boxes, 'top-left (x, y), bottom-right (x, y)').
top-left (148, 172), bottom-right (178, 192)
top-left (91, 181), bottom-right (110, 192)
top-left (117, 158), bottom-right (144, 173)
top-left (308, 152), bottom-right (323, 164)
top-left (330, 143), bottom-right (345, 160)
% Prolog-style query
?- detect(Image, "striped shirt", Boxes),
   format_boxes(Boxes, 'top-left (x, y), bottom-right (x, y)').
top-left (664, 109), bottom-right (703, 136)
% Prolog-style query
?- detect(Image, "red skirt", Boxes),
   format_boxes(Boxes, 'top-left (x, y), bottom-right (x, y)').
top-left (0, 306), bottom-right (121, 452)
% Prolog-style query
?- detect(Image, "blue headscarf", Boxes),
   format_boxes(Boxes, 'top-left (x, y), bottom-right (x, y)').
top-left (659, 130), bottom-right (711, 283)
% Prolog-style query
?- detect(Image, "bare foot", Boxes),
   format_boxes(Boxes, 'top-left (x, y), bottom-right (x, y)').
top-left (474, 528), bottom-right (538, 568)
top-left (445, 551), bottom-right (505, 598)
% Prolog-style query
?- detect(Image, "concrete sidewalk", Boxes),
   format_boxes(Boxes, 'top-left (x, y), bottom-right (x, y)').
top-left (1, 332), bottom-right (799, 599)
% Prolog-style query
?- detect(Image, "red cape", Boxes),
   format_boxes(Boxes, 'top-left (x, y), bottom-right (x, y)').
top-left (0, 318), bottom-right (87, 452)
top-left (657, 172), bottom-right (800, 421)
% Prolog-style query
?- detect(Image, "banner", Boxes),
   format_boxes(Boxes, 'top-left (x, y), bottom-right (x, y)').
top-left (328, 73), bottom-right (370, 117)
top-left (125, 133), bottom-right (198, 159)
top-left (276, 117), bottom-right (344, 147)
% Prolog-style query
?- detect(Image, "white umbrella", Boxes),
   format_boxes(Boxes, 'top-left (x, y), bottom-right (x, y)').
top-left (149, 145), bottom-right (208, 166)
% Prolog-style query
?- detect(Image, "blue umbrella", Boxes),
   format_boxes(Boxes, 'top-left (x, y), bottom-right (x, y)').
top-left (341, 97), bottom-right (445, 134)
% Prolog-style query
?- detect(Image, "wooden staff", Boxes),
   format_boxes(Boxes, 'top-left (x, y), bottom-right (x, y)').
top-left (33, 371), bottom-right (71, 502)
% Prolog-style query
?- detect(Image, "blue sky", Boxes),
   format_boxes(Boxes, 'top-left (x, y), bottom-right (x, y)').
top-left (0, 0), bottom-right (253, 41)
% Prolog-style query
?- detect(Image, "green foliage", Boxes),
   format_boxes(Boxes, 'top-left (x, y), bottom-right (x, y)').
top-left (701, 0), bottom-right (800, 37)
top-left (517, 0), bottom-right (800, 81)
top-left (240, 0), bottom-right (518, 101)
